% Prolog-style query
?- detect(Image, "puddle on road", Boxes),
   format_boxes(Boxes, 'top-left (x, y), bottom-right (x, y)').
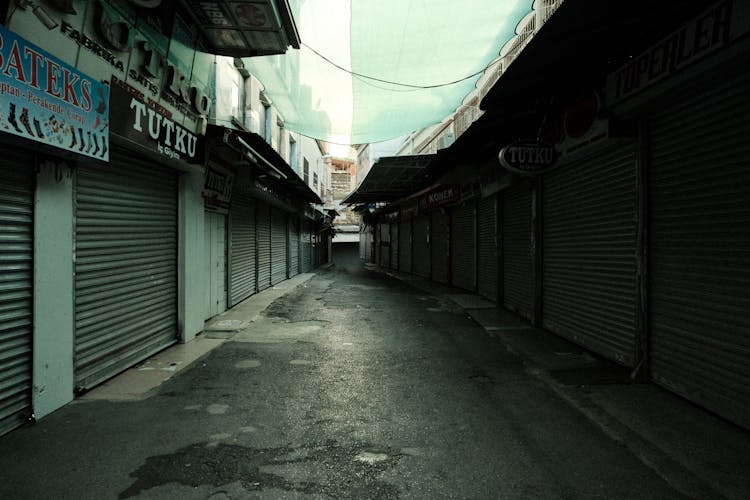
top-left (120, 441), bottom-right (402, 499)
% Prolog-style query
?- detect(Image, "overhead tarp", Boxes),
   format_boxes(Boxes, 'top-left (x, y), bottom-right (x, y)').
top-left (242, 0), bottom-right (532, 143)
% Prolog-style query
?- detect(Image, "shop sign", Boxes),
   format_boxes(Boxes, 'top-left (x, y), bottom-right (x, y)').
top-left (419, 185), bottom-right (460, 211)
top-left (607, 0), bottom-right (750, 104)
top-left (203, 162), bottom-right (234, 213)
top-left (110, 76), bottom-right (199, 162)
top-left (499, 139), bottom-right (557, 175)
top-left (0, 25), bottom-right (110, 160)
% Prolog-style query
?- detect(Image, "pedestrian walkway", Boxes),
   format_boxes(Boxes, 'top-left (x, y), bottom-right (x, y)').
top-left (0, 260), bottom-right (748, 499)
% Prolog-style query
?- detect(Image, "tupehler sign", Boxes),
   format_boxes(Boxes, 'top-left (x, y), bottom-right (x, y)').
top-left (498, 139), bottom-right (557, 175)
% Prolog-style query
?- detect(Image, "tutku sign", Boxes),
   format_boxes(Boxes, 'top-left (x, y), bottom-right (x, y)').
top-left (498, 139), bottom-right (557, 175)
top-left (110, 75), bottom-right (199, 163)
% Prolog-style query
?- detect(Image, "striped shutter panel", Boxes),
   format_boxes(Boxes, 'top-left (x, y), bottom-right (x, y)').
top-left (378, 223), bottom-right (390, 268)
top-left (398, 220), bottom-right (412, 273)
top-left (502, 184), bottom-right (533, 319)
top-left (301, 221), bottom-right (312, 272)
top-left (478, 195), bottom-right (498, 301)
top-left (75, 153), bottom-right (177, 390)
top-left (270, 208), bottom-right (287, 285)
top-left (0, 157), bottom-right (34, 436)
top-left (228, 193), bottom-right (256, 306)
top-left (390, 223), bottom-right (399, 270)
top-left (430, 212), bottom-right (449, 284)
top-left (649, 73), bottom-right (750, 430)
top-left (412, 215), bottom-right (431, 278)
top-left (543, 143), bottom-right (637, 366)
top-left (289, 217), bottom-right (300, 277)
top-left (450, 203), bottom-right (476, 291)
top-left (256, 202), bottom-right (271, 290)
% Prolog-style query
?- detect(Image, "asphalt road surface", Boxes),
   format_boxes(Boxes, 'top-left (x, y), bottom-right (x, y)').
top-left (0, 248), bottom-right (688, 499)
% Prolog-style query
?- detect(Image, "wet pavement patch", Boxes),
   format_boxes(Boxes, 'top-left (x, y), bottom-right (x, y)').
top-left (119, 440), bottom-right (402, 499)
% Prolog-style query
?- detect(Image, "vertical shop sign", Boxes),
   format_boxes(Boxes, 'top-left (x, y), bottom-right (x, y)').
top-left (0, 25), bottom-right (110, 160)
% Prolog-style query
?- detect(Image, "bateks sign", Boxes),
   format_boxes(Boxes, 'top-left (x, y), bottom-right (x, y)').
top-left (110, 76), bottom-right (200, 163)
top-left (0, 25), bottom-right (110, 160)
top-left (203, 162), bottom-right (234, 214)
top-left (498, 139), bottom-right (557, 175)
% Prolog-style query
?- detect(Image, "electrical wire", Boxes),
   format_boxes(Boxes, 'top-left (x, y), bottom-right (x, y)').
top-left (301, 42), bottom-right (491, 90)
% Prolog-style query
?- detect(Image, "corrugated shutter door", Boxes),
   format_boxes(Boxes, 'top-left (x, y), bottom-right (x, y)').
top-left (256, 202), bottom-right (271, 290)
top-left (430, 212), bottom-right (449, 284)
top-left (390, 223), bottom-right (399, 270)
top-left (451, 203), bottom-right (476, 291)
top-left (378, 223), bottom-right (390, 268)
top-left (301, 221), bottom-right (312, 272)
top-left (478, 196), bottom-right (498, 301)
top-left (229, 193), bottom-right (256, 306)
top-left (649, 73), bottom-right (750, 430)
top-left (543, 143), bottom-right (637, 366)
top-left (271, 208), bottom-right (287, 285)
top-left (289, 217), bottom-right (300, 277)
top-left (412, 215), bottom-right (430, 278)
top-left (503, 184), bottom-right (533, 319)
top-left (398, 220), bottom-right (412, 273)
top-left (75, 154), bottom-right (177, 389)
top-left (0, 156), bottom-right (33, 436)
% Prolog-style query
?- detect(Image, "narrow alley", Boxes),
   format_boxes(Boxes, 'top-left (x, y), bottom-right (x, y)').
top-left (1, 248), bottom-right (747, 499)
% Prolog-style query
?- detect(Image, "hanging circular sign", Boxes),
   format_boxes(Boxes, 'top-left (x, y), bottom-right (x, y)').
top-left (498, 139), bottom-right (557, 175)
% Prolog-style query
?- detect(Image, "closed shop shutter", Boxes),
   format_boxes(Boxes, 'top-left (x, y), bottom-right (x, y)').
top-left (228, 193), bottom-right (256, 307)
top-left (256, 202), bottom-right (271, 290)
top-left (75, 153), bottom-right (177, 390)
top-left (478, 196), bottom-right (498, 301)
top-left (271, 208), bottom-right (287, 285)
top-left (390, 223), bottom-right (399, 270)
top-left (301, 221), bottom-right (312, 272)
top-left (412, 215), bottom-right (430, 278)
top-left (543, 143), bottom-right (637, 366)
top-left (430, 211), bottom-right (449, 284)
top-left (398, 220), bottom-right (412, 273)
top-left (649, 73), bottom-right (750, 429)
top-left (289, 217), bottom-right (300, 277)
top-left (378, 223), bottom-right (390, 268)
top-left (451, 203), bottom-right (476, 291)
top-left (503, 184), bottom-right (533, 319)
top-left (0, 155), bottom-right (34, 436)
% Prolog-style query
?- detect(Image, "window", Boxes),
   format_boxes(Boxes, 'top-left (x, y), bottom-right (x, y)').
top-left (313, 172), bottom-right (318, 188)
top-left (289, 136), bottom-right (298, 172)
top-left (303, 158), bottom-right (309, 184)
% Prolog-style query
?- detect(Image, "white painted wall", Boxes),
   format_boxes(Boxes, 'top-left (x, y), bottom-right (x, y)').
top-left (33, 160), bottom-right (74, 418)
top-left (212, 56), bottom-right (243, 129)
top-left (178, 170), bottom-right (205, 343)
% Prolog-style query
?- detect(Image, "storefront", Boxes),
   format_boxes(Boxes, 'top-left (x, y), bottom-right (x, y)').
top-left (0, 151), bottom-right (35, 436)
top-left (501, 182), bottom-right (534, 320)
top-left (477, 194), bottom-right (499, 301)
top-left (411, 215), bottom-right (431, 278)
top-left (542, 138), bottom-right (638, 366)
top-left (450, 202), bottom-right (476, 291)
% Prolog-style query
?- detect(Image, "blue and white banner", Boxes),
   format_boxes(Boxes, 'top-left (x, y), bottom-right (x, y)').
top-left (0, 24), bottom-right (109, 160)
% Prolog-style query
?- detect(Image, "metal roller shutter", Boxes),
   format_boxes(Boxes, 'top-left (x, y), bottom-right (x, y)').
top-left (0, 155), bottom-right (34, 436)
top-left (649, 73), bottom-right (750, 430)
top-left (543, 143), bottom-right (637, 366)
top-left (75, 153), bottom-right (177, 390)
top-left (390, 223), bottom-right (399, 270)
top-left (289, 217), bottom-right (300, 277)
top-left (430, 212), bottom-right (449, 284)
top-left (228, 193), bottom-right (256, 306)
top-left (398, 220), bottom-right (412, 273)
top-left (451, 203), bottom-right (476, 291)
top-left (503, 184), bottom-right (533, 319)
top-left (271, 208), bottom-right (287, 285)
top-left (478, 196), bottom-right (498, 301)
top-left (378, 223), bottom-right (390, 268)
top-left (412, 215), bottom-right (430, 278)
top-left (301, 221), bottom-right (312, 272)
top-left (256, 202), bottom-right (271, 290)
